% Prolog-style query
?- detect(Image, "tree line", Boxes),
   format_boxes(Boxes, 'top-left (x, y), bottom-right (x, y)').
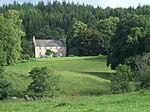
top-left (0, 1), bottom-right (150, 58)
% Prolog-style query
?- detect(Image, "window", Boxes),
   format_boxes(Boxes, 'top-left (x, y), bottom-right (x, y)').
top-left (59, 52), bottom-right (63, 56)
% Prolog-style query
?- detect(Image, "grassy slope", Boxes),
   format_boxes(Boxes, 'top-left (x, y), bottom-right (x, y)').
top-left (0, 91), bottom-right (149, 112)
top-left (4, 56), bottom-right (114, 95)
top-left (1, 56), bottom-right (150, 111)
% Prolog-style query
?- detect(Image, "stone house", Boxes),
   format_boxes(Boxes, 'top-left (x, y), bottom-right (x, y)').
top-left (33, 36), bottom-right (66, 58)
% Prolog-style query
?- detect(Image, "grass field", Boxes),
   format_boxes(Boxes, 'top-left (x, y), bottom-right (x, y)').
top-left (4, 56), bottom-right (114, 95)
top-left (2, 56), bottom-right (150, 112)
top-left (0, 91), bottom-right (149, 112)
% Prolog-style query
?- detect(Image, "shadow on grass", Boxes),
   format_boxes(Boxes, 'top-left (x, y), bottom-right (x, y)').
top-left (82, 56), bottom-right (107, 62)
top-left (72, 71), bottom-right (115, 80)
top-left (83, 71), bottom-right (114, 80)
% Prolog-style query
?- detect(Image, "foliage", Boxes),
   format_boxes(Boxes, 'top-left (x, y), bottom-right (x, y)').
top-left (0, 67), bottom-right (11, 100)
top-left (21, 38), bottom-right (34, 58)
top-left (0, 10), bottom-right (25, 65)
top-left (124, 55), bottom-right (140, 69)
top-left (1, 2), bottom-right (150, 57)
top-left (28, 67), bottom-right (60, 97)
top-left (46, 70), bottom-right (60, 97)
top-left (70, 17), bottom-right (119, 56)
top-left (68, 20), bottom-right (88, 56)
top-left (0, 39), bottom-right (12, 100)
top-left (28, 67), bottom-right (49, 93)
top-left (133, 53), bottom-right (150, 89)
top-left (74, 29), bottom-right (102, 56)
top-left (0, 43), bottom-right (6, 66)
top-left (20, 54), bottom-right (30, 60)
top-left (96, 17), bottom-right (120, 55)
top-left (111, 64), bottom-right (132, 94)
top-left (108, 14), bottom-right (150, 69)
top-left (45, 49), bottom-right (54, 56)
top-left (144, 33), bottom-right (150, 52)
top-left (68, 48), bottom-right (79, 56)
top-left (72, 20), bottom-right (87, 38)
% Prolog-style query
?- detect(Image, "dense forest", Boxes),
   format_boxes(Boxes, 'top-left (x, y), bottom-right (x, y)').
top-left (0, 1), bottom-right (150, 67)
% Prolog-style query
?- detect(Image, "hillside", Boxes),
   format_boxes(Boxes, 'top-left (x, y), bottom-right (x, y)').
top-left (2, 56), bottom-right (150, 112)
top-left (4, 56), bottom-right (114, 95)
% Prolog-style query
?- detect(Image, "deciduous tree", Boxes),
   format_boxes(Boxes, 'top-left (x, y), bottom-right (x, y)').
top-left (108, 14), bottom-right (150, 69)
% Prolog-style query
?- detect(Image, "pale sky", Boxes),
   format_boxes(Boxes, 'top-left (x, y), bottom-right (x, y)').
top-left (0, 0), bottom-right (150, 8)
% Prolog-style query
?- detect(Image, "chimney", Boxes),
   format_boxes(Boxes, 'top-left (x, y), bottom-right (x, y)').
top-left (33, 36), bottom-right (36, 45)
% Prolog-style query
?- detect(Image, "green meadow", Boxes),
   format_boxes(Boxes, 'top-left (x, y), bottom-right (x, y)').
top-left (0, 91), bottom-right (149, 112)
top-left (1, 56), bottom-right (150, 112)
top-left (4, 56), bottom-right (114, 95)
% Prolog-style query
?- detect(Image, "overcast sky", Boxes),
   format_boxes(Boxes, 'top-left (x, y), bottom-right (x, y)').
top-left (1, 0), bottom-right (150, 8)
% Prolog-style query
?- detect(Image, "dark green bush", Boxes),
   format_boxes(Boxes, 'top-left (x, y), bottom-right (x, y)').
top-left (28, 67), bottom-right (49, 93)
top-left (111, 64), bottom-right (132, 94)
top-left (68, 48), bottom-right (79, 56)
top-left (20, 54), bottom-right (30, 60)
top-left (133, 53), bottom-right (150, 90)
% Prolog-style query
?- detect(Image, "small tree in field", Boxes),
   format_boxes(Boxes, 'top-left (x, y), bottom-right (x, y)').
top-left (28, 67), bottom-right (49, 93)
top-left (28, 67), bottom-right (60, 97)
top-left (111, 64), bottom-right (132, 94)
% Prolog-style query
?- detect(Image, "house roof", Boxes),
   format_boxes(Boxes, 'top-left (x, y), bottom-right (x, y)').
top-left (35, 39), bottom-right (66, 47)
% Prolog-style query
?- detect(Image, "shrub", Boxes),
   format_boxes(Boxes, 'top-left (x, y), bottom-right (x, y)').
top-left (133, 53), bottom-right (150, 89)
top-left (111, 64), bottom-right (132, 94)
top-left (0, 44), bottom-right (7, 66)
top-left (46, 70), bottom-right (60, 97)
top-left (0, 67), bottom-right (11, 100)
top-left (20, 54), bottom-right (30, 60)
top-left (28, 67), bottom-right (49, 93)
top-left (27, 67), bottom-right (60, 97)
top-left (45, 49), bottom-right (54, 56)
top-left (68, 48), bottom-right (79, 56)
